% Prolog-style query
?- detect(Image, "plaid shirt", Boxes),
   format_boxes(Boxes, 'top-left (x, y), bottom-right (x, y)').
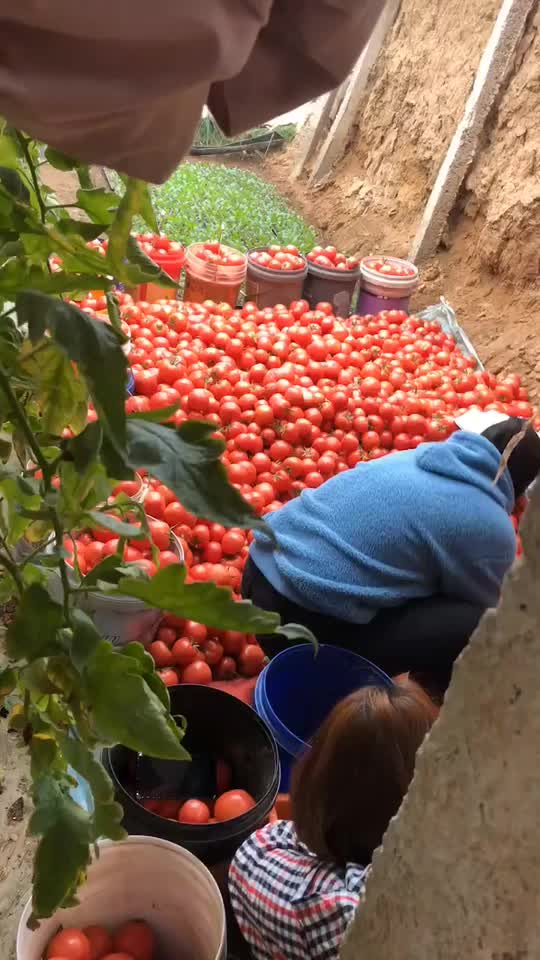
top-left (229, 820), bottom-right (368, 960)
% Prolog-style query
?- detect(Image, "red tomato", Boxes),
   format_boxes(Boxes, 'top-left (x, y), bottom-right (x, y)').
top-left (222, 630), bottom-right (247, 657)
top-left (112, 922), bottom-right (156, 960)
top-left (84, 540), bottom-right (104, 568)
top-left (172, 637), bottom-right (199, 667)
top-left (47, 931), bottom-right (91, 960)
top-left (181, 660), bottom-right (212, 684)
top-left (202, 639), bottom-right (224, 666)
top-left (158, 668), bottom-right (179, 687)
top-left (177, 799), bottom-right (211, 824)
top-left (143, 490), bottom-right (166, 519)
top-left (214, 789), bottom-right (256, 822)
top-left (156, 626), bottom-right (177, 647)
top-left (149, 640), bottom-right (175, 668)
top-left (83, 928), bottom-right (113, 960)
top-left (183, 620), bottom-right (208, 644)
top-left (238, 644), bottom-right (266, 677)
top-left (221, 529), bottom-right (246, 555)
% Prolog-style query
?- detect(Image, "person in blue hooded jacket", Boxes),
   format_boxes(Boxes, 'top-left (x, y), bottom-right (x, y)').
top-left (242, 414), bottom-right (540, 689)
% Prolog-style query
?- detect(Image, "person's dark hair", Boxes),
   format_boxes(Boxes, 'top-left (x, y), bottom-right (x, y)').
top-left (482, 417), bottom-right (540, 500)
top-left (291, 680), bottom-right (437, 867)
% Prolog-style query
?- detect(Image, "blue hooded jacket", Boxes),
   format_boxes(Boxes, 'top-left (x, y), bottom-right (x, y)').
top-left (250, 431), bottom-right (517, 623)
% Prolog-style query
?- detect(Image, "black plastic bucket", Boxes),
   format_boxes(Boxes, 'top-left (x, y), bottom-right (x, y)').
top-left (104, 684), bottom-right (280, 865)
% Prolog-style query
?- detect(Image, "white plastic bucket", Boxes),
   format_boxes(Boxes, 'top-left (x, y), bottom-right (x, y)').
top-left (16, 836), bottom-right (226, 960)
top-left (46, 532), bottom-right (183, 648)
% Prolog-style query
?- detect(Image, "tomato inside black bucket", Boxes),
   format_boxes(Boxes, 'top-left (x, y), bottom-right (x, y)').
top-left (103, 684), bottom-right (280, 865)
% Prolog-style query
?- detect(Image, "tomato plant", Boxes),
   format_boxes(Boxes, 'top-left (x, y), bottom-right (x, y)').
top-left (0, 126), bottom-right (309, 925)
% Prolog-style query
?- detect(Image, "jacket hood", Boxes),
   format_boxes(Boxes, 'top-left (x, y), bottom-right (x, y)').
top-left (416, 431), bottom-right (515, 513)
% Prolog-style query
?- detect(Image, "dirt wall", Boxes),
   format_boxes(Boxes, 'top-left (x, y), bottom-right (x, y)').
top-left (313, 0), bottom-right (500, 255)
top-left (463, 6), bottom-right (540, 283)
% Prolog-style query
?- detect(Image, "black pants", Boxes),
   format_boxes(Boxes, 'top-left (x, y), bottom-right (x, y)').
top-left (242, 557), bottom-right (484, 691)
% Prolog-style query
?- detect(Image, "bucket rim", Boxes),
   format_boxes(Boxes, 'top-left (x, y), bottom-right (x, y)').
top-left (16, 835), bottom-right (226, 960)
top-left (255, 644), bottom-right (393, 757)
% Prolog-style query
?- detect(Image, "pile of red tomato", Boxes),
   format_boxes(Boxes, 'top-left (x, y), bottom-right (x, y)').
top-left (367, 257), bottom-right (417, 278)
top-left (45, 919), bottom-right (155, 960)
top-left (135, 233), bottom-right (183, 258)
top-left (142, 753), bottom-right (255, 824)
top-left (73, 287), bottom-right (535, 685)
top-left (193, 241), bottom-right (245, 268)
top-left (306, 245), bottom-right (359, 272)
top-left (249, 245), bottom-right (306, 272)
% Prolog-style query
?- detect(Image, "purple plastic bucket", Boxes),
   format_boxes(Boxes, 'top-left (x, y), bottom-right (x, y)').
top-left (357, 289), bottom-right (412, 315)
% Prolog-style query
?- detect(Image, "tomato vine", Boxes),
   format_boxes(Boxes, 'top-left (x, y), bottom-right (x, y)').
top-left (0, 123), bottom-right (307, 925)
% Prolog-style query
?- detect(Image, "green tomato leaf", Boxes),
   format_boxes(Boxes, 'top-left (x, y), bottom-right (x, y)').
top-left (0, 259), bottom-right (111, 296)
top-left (56, 219), bottom-right (107, 242)
top-left (126, 419), bottom-right (262, 530)
top-left (83, 641), bottom-right (188, 759)
top-left (127, 403), bottom-right (180, 423)
top-left (0, 468), bottom-right (42, 545)
top-left (117, 564), bottom-right (281, 633)
top-left (68, 608), bottom-right (102, 672)
top-left (64, 421), bottom-right (104, 474)
top-left (6, 584), bottom-right (65, 661)
top-left (138, 184), bottom-right (159, 233)
top-left (84, 511), bottom-right (144, 539)
top-left (279, 622), bottom-right (318, 649)
top-left (0, 665), bottom-right (16, 698)
top-left (107, 178), bottom-right (146, 276)
top-left (0, 135), bottom-right (18, 169)
top-left (18, 291), bottom-right (127, 455)
top-left (80, 555), bottom-right (125, 588)
top-left (19, 338), bottom-right (89, 435)
top-left (93, 800), bottom-right (127, 842)
top-left (29, 774), bottom-right (92, 920)
top-left (117, 236), bottom-right (177, 287)
top-left (76, 188), bottom-right (119, 225)
top-left (58, 735), bottom-right (114, 804)
top-left (44, 147), bottom-right (78, 171)
top-left (119, 642), bottom-right (171, 710)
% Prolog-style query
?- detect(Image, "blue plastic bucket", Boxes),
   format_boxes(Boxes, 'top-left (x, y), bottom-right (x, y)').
top-left (254, 644), bottom-right (392, 790)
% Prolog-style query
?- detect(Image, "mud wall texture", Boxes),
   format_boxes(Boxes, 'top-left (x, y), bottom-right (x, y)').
top-left (463, 6), bottom-right (540, 283)
top-left (341, 482), bottom-right (540, 960)
top-left (317, 0), bottom-right (501, 254)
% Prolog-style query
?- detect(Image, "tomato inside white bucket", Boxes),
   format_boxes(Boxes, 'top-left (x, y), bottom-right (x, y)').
top-left (17, 836), bottom-right (226, 960)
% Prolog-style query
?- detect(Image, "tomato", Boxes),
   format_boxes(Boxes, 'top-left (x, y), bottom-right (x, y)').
top-left (157, 626), bottom-right (177, 647)
top-left (214, 789), bottom-right (256, 822)
top-left (214, 656), bottom-right (237, 680)
top-left (164, 501), bottom-right (194, 529)
top-left (84, 540), bottom-right (104, 568)
top-left (138, 519), bottom-right (170, 551)
top-left (113, 921), bottom-right (156, 960)
top-left (47, 930), bottom-right (91, 960)
top-left (143, 489), bottom-right (165, 519)
top-left (221, 529), bottom-right (246, 555)
top-left (158, 668), bottom-right (179, 686)
top-left (83, 928), bottom-right (113, 960)
top-left (238, 644), bottom-right (266, 677)
top-left (181, 660), bottom-right (212, 684)
top-left (202, 638), bottom-right (224, 666)
top-left (112, 479), bottom-right (141, 498)
top-left (178, 799), bottom-right (211, 824)
top-left (172, 637), bottom-right (199, 667)
top-left (220, 630), bottom-right (246, 657)
top-left (183, 620), bottom-right (208, 644)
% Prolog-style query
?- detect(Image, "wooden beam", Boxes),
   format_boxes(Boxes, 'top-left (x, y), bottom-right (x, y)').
top-left (410, 0), bottom-right (536, 261)
top-left (309, 0), bottom-right (401, 184)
